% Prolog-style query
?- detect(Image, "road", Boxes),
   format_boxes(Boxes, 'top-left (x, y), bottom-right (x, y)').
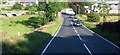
top-left (40, 14), bottom-right (120, 55)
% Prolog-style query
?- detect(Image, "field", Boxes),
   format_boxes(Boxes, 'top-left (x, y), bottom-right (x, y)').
top-left (0, 6), bottom-right (11, 10)
top-left (1, 14), bottom-right (62, 53)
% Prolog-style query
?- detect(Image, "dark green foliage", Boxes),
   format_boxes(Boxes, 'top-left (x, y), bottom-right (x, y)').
top-left (12, 3), bottom-right (23, 10)
top-left (38, 2), bottom-right (68, 24)
top-left (14, 2), bottom-right (68, 28)
top-left (82, 20), bottom-right (120, 47)
top-left (15, 16), bottom-right (46, 28)
top-left (87, 13), bottom-right (100, 22)
top-left (96, 20), bottom-right (120, 46)
top-left (25, 4), bottom-right (38, 14)
top-left (25, 4), bottom-right (38, 11)
top-left (2, 32), bottom-right (51, 53)
top-left (100, 13), bottom-right (120, 16)
top-left (97, 20), bottom-right (120, 33)
top-left (69, 2), bottom-right (92, 14)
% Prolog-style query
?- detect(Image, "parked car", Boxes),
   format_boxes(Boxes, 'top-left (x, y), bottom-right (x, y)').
top-left (73, 20), bottom-right (82, 26)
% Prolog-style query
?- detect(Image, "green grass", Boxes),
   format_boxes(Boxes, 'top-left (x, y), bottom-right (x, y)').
top-left (43, 17), bottom-right (62, 36)
top-left (1, 14), bottom-right (63, 53)
top-left (0, 15), bottom-right (37, 36)
top-left (0, 6), bottom-right (11, 10)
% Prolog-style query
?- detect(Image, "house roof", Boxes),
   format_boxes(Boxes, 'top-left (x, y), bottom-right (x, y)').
top-left (105, 1), bottom-right (120, 4)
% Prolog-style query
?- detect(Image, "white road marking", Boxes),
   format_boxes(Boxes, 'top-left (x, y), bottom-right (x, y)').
top-left (70, 22), bottom-right (72, 24)
top-left (70, 22), bottom-right (92, 55)
top-left (77, 34), bottom-right (82, 40)
top-left (83, 44), bottom-right (93, 55)
top-left (41, 17), bottom-right (64, 55)
top-left (83, 25), bottom-right (120, 49)
top-left (73, 27), bottom-right (75, 30)
top-left (74, 29), bottom-right (78, 34)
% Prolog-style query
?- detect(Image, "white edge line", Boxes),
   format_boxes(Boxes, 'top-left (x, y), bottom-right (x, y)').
top-left (83, 44), bottom-right (93, 55)
top-left (83, 25), bottom-right (120, 49)
top-left (41, 17), bottom-right (64, 55)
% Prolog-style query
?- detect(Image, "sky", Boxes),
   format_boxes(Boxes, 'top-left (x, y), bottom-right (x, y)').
top-left (0, 0), bottom-right (119, 2)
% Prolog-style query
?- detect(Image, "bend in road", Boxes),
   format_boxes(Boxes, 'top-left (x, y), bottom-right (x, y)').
top-left (40, 14), bottom-right (120, 55)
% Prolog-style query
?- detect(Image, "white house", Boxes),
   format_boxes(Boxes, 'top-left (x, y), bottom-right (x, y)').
top-left (20, 0), bottom-right (39, 6)
top-left (84, 6), bottom-right (91, 13)
top-left (0, 0), bottom-right (39, 7)
top-left (91, 1), bottom-right (120, 14)
top-left (105, 1), bottom-right (120, 14)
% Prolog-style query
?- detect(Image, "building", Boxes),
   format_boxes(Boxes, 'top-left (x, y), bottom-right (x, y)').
top-left (20, 0), bottom-right (38, 6)
top-left (91, 1), bottom-right (120, 14)
top-left (105, 1), bottom-right (120, 14)
top-left (84, 6), bottom-right (91, 13)
top-left (0, 0), bottom-right (39, 7)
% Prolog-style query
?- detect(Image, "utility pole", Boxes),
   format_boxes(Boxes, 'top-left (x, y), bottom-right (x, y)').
top-left (76, 4), bottom-right (79, 14)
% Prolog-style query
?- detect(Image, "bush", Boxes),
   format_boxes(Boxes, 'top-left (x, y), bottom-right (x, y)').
top-left (12, 3), bottom-right (23, 10)
top-left (1, 8), bottom-right (5, 10)
top-left (87, 13), bottom-right (100, 22)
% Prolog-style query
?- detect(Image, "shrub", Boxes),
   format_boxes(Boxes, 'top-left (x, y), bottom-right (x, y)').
top-left (87, 13), bottom-right (100, 22)
top-left (1, 8), bottom-right (5, 10)
top-left (12, 3), bottom-right (23, 10)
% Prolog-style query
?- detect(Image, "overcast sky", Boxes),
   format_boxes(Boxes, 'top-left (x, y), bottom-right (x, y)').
top-left (0, 0), bottom-right (119, 2)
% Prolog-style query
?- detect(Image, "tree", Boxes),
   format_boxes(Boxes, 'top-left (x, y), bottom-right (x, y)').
top-left (87, 12), bottom-right (100, 22)
top-left (12, 3), bottom-right (23, 10)
top-left (69, 2), bottom-right (92, 14)
top-left (2, 2), bottom-right (7, 4)
top-left (25, 4), bottom-right (38, 11)
top-left (38, 2), bottom-right (68, 24)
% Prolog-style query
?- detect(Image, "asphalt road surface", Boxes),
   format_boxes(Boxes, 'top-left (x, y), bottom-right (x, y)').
top-left (40, 14), bottom-right (120, 55)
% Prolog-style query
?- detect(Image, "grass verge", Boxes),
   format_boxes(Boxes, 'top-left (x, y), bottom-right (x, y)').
top-left (1, 14), bottom-right (63, 53)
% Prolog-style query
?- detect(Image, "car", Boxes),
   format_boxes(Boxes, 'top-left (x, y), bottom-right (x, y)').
top-left (73, 20), bottom-right (82, 26)
top-left (69, 15), bottom-right (75, 20)
top-left (72, 17), bottom-right (78, 22)
top-left (65, 8), bottom-right (75, 15)
top-left (61, 8), bottom-right (75, 15)
top-left (69, 15), bottom-right (75, 18)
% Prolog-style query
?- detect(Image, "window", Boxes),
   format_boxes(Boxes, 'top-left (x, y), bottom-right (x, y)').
top-left (109, 4), bottom-right (112, 5)
top-left (115, 4), bottom-right (118, 5)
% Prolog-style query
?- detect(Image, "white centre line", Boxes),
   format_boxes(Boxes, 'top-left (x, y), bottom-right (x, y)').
top-left (83, 44), bottom-right (93, 55)
top-left (71, 22), bottom-right (92, 55)
top-left (70, 21), bottom-right (93, 55)
top-left (74, 29), bottom-right (78, 34)
top-left (77, 34), bottom-right (82, 40)
top-left (72, 26), bottom-right (76, 30)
